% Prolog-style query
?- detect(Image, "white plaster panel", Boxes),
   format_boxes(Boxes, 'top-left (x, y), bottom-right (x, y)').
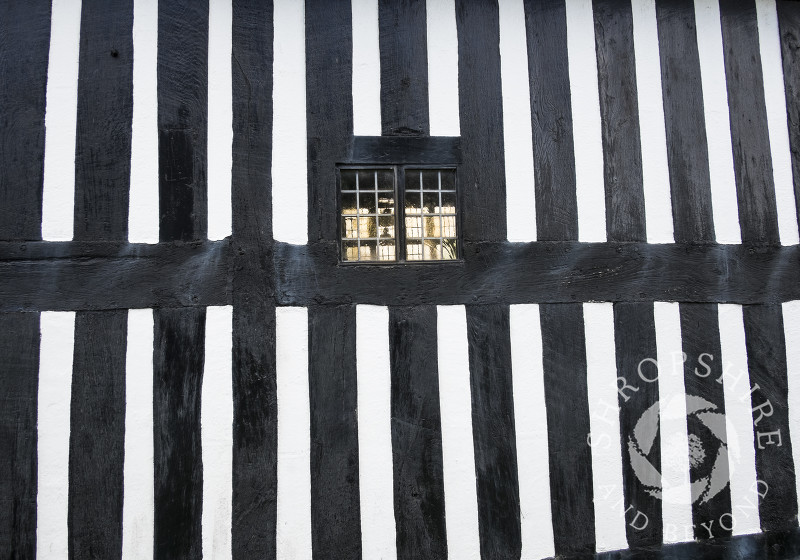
top-left (122, 309), bottom-right (155, 560)
top-left (566, 0), bottom-right (606, 242)
top-left (352, 0), bottom-right (382, 136)
top-left (42, 0), bottom-right (82, 241)
top-left (37, 312), bottom-right (76, 558)
top-left (509, 304), bottom-right (555, 559)
top-left (631, 0), bottom-right (674, 244)
top-left (356, 305), bottom-right (397, 560)
top-left (202, 306), bottom-right (234, 560)
top-left (276, 306), bottom-right (312, 559)
top-left (654, 302), bottom-right (693, 543)
top-left (695, 0), bottom-right (742, 244)
top-left (272, 0), bottom-right (308, 244)
top-left (128, 0), bottom-right (159, 244)
top-left (426, 0), bottom-right (460, 136)
top-left (499, 0), bottom-right (537, 243)
top-left (436, 305), bottom-right (480, 559)
top-left (584, 302), bottom-right (628, 551)
top-left (208, 0), bottom-right (234, 241)
top-left (718, 303), bottom-right (761, 535)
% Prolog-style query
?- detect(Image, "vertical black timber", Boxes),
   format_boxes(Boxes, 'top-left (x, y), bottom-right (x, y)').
top-left (524, 0), bottom-right (579, 241)
top-left (593, 0), bottom-right (647, 242)
top-left (742, 305), bottom-right (798, 532)
top-left (73, 0), bottom-right (134, 241)
top-left (0, 313), bottom-right (39, 558)
top-left (679, 304), bottom-right (732, 540)
top-left (308, 306), bottom-right (362, 559)
top-left (655, 0), bottom-right (716, 243)
top-left (0, 1), bottom-right (51, 240)
top-left (719, 0), bottom-right (779, 245)
top-left (455, 0), bottom-right (507, 242)
top-left (614, 302), bottom-right (662, 547)
top-left (378, 0), bottom-right (429, 136)
top-left (777, 1), bottom-right (800, 235)
top-left (158, 0), bottom-right (209, 241)
top-left (466, 305), bottom-right (521, 559)
top-left (67, 311), bottom-right (127, 559)
top-left (389, 306), bottom-right (447, 560)
top-left (153, 308), bottom-right (206, 560)
top-left (231, 1), bottom-right (277, 558)
top-left (540, 303), bottom-right (595, 555)
top-left (306, 0), bottom-right (353, 243)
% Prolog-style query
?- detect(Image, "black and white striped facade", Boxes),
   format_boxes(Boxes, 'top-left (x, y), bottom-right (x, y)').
top-left (2, 0), bottom-right (800, 558)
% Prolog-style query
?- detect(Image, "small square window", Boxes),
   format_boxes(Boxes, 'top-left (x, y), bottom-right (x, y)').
top-left (339, 167), bottom-right (459, 263)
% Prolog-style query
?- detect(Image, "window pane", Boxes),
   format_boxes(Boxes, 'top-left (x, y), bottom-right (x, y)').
top-left (341, 193), bottom-right (358, 215)
top-left (360, 240), bottom-right (377, 261)
top-left (424, 216), bottom-right (439, 237)
top-left (442, 238), bottom-right (457, 259)
top-left (341, 170), bottom-right (357, 191)
top-left (404, 192), bottom-right (422, 214)
top-left (405, 170), bottom-right (422, 191)
top-left (423, 239), bottom-right (441, 260)
top-left (378, 216), bottom-right (395, 238)
top-left (358, 170), bottom-right (376, 190)
top-left (379, 239), bottom-right (396, 261)
top-left (377, 170), bottom-right (393, 190)
top-left (342, 240), bottom-right (359, 261)
top-left (422, 192), bottom-right (438, 214)
top-left (359, 216), bottom-right (377, 238)
top-left (441, 215), bottom-right (457, 237)
top-left (406, 240), bottom-right (423, 260)
top-left (378, 193), bottom-right (395, 215)
top-left (440, 170), bottom-right (455, 190)
top-left (342, 216), bottom-right (358, 239)
top-left (405, 216), bottom-right (422, 239)
top-left (421, 170), bottom-right (439, 190)
top-left (359, 193), bottom-right (376, 214)
top-left (440, 192), bottom-right (456, 214)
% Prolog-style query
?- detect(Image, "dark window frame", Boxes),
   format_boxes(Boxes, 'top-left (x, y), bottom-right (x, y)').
top-left (337, 164), bottom-right (462, 264)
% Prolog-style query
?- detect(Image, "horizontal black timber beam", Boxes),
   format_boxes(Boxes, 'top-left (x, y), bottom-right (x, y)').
top-left (349, 136), bottom-right (461, 165)
top-left (585, 526), bottom-right (800, 560)
top-left (0, 240), bottom-right (231, 311)
top-left (275, 241), bottom-right (800, 306)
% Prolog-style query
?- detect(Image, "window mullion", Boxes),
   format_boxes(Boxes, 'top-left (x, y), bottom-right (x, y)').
top-left (397, 166), bottom-right (405, 263)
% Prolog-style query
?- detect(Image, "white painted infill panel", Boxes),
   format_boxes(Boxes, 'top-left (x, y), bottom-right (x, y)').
top-left (129, 0), bottom-right (159, 244)
top-left (566, 0), bottom-right (606, 243)
top-left (695, 0), bottom-right (742, 245)
top-left (718, 304), bottom-right (760, 535)
top-left (436, 305), bottom-right (480, 560)
top-left (207, 0), bottom-right (233, 241)
top-left (352, 0), bottom-right (382, 136)
top-left (631, 0), bottom-right (674, 244)
top-left (272, 0), bottom-right (308, 244)
top-left (356, 306), bottom-right (397, 560)
top-left (426, 0), bottom-right (460, 136)
top-left (783, 301), bottom-right (800, 517)
top-left (584, 303), bottom-right (628, 552)
top-left (276, 307), bottom-right (312, 559)
top-left (42, 0), bottom-right (82, 241)
top-left (654, 302), bottom-right (693, 543)
top-left (122, 309), bottom-right (155, 560)
top-left (509, 304), bottom-right (555, 560)
top-left (37, 312), bottom-right (76, 559)
top-left (499, 0), bottom-right (536, 243)
top-left (756, 0), bottom-right (800, 246)
top-left (202, 306), bottom-right (233, 560)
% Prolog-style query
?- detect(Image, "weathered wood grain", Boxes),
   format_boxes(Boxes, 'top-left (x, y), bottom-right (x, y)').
top-left (73, 0), bottom-right (133, 241)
